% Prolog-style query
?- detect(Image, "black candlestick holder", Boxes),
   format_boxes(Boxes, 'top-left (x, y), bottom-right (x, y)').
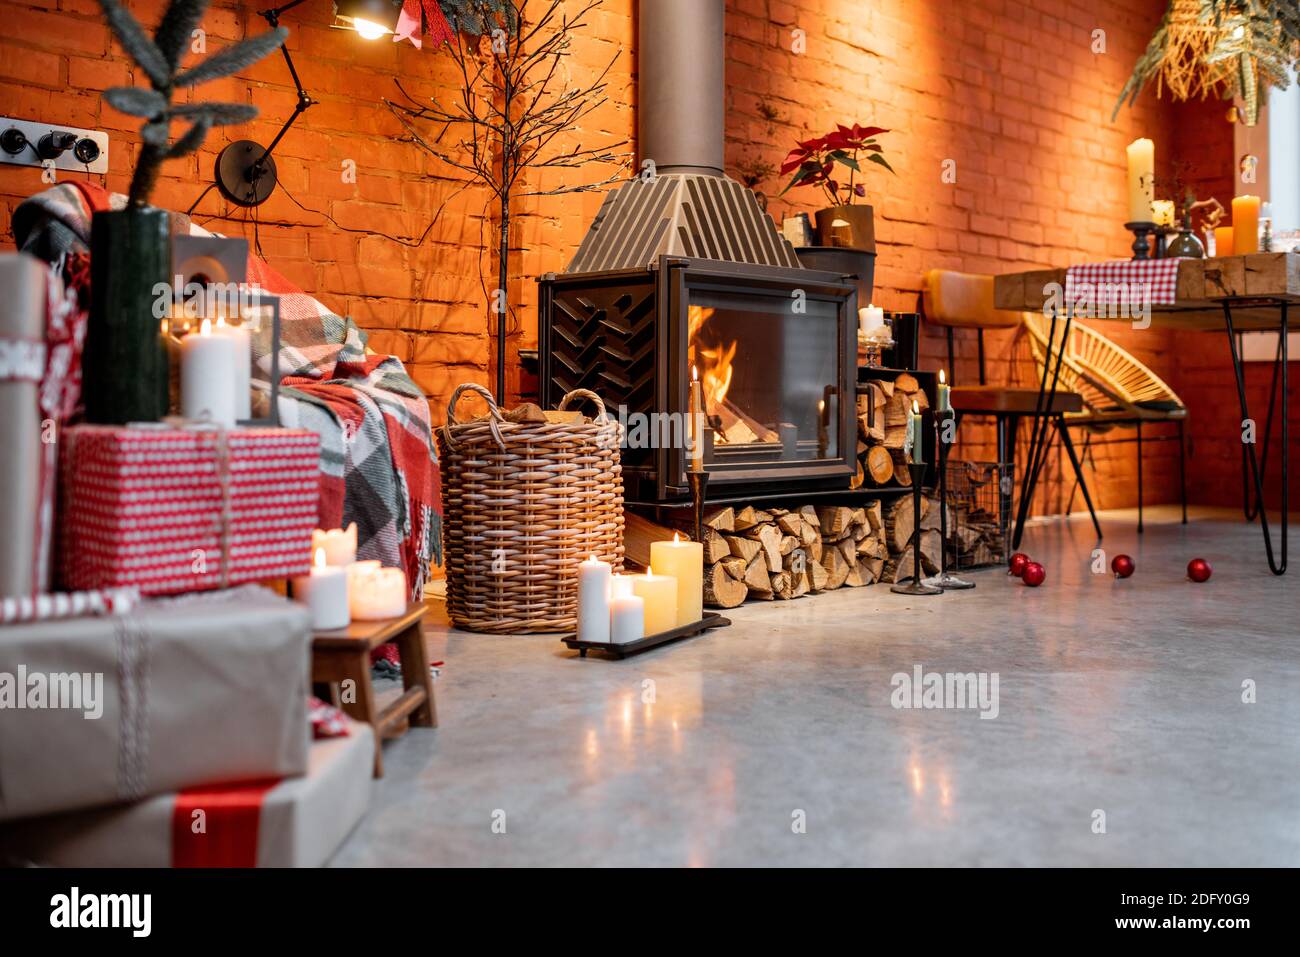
top-left (925, 410), bottom-right (975, 590)
top-left (891, 462), bottom-right (943, 596)
top-left (1124, 221), bottom-right (1156, 261)
top-left (687, 468), bottom-right (709, 543)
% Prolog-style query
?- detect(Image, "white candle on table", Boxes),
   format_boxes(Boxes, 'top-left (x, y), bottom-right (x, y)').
top-left (350, 564), bottom-right (407, 620)
top-left (292, 547), bottom-right (350, 630)
top-left (650, 532), bottom-right (704, 627)
top-left (214, 317), bottom-right (252, 420)
top-left (630, 571), bottom-right (677, 636)
top-left (1126, 138), bottom-right (1154, 222)
top-left (609, 592), bottom-right (645, 644)
top-left (577, 554), bottom-right (612, 643)
top-left (313, 523), bottom-right (357, 566)
top-left (858, 303), bottom-right (885, 338)
top-left (180, 318), bottom-right (238, 427)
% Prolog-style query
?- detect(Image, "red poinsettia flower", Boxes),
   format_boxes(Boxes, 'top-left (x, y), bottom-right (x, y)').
top-left (778, 121), bottom-right (895, 205)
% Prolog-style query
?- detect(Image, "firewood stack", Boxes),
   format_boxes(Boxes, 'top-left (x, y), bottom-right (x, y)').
top-left (946, 504), bottom-right (1006, 568)
top-left (880, 495), bottom-right (949, 585)
top-left (698, 502), bottom-right (890, 608)
top-left (852, 373), bottom-right (929, 489)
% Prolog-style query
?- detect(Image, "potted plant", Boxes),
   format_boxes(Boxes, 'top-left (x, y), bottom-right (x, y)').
top-left (86, 0), bottom-right (285, 423)
top-left (779, 123), bottom-right (894, 252)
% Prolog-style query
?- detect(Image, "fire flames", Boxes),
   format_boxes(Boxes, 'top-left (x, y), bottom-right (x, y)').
top-left (688, 305), bottom-right (735, 410)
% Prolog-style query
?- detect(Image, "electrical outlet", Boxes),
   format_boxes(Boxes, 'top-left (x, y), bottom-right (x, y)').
top-left (0, 116), bottom-right (109, 175)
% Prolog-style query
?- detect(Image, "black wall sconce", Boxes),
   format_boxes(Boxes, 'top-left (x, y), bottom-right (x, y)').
top-left (213, 0), bottom-right (403, 207)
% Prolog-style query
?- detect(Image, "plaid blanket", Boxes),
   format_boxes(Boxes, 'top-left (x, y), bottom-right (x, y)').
top-left (12, 183), bottom-right (441, 595)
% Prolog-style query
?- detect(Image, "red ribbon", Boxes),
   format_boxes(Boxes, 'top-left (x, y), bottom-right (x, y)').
top-left (172, 778), bottom-right (280, 868)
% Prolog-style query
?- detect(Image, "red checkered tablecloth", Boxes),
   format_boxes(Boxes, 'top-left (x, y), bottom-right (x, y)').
top-left (1064, 257), bottom-right (1185, 309)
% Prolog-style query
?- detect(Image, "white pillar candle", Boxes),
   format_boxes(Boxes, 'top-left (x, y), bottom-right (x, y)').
top-left (1126, 138), bottom-right (1154, 222)
top-left (577, 554), bottom-right (612, 643)
top-left (313, 523), bottom-right (357, 566)
top-left (630, 571), bottom-right (677, 636)
top-left (214, 318), bottom-right (252, 421)
top-left (610, 573), bottom-right (634, 599)
top-left (292, 547), bottom-right (350, 630)
top-left (180, 318), bottom-right (238, 427)
top-left (609, 593), bottom-right (645, 644)
top-left (350, 565), bottom-right (407, 620)
top-left (858, 303), bottom-right (885, 338)
top-left (651, 533), bottom-right (704, 627)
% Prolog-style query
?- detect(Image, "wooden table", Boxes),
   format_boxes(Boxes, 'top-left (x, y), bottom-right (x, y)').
top-left (994, 252), bottom-right (1295, 574)
top-left (312, 603), bottom-right (437, 777)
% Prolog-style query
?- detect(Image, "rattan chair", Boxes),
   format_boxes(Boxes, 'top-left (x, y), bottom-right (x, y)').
top-left (1022, 311), bottom-right (1188, 533)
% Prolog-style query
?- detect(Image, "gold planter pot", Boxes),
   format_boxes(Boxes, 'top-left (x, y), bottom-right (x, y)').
top-left (813, 204), bottom-right (875, 253)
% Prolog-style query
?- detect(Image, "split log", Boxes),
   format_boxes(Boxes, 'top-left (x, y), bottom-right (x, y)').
top-left (721, 556), bottom-right (748, 580)
top-left (816, 506), bottom-right (854, 538)
top-left (703, 529), bottom-right (731, 564)
top-left (728, 535), bottom-right (762, 564)
top-left (704, 507), bottom-right (735, 533)
top-left (704, 561), bottom-right (748, 608)
top-left (744, 555), bottom-right (774, 598)
top-left (865, 445), bottom-right (894, 485)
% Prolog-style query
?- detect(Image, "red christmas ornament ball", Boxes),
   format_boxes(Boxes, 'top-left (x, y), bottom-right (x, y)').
top-left (1111, 554), bottom-right (1135, 578)
top-left (1022, 561), bottom-right (1046, 587)
top-left (1187, 558), bottom-right (1212, 583)
top-left (1008, 552), bottom-right (1031, 577)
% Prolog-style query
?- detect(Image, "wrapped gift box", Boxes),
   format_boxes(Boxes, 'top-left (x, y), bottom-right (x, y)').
top-left (0, 587), bottom-right (311, 822)
top-left (59, 423), bottom-right (321, 596)
top-left (1, 717), bottom-right (374, 867)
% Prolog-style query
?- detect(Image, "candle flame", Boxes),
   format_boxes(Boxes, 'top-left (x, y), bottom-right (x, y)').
top-left (673, 532), bottom-right (680, 543)
top-left (216, 316), bottom-right (226, 329)
top-left (692, 365), bottom-right (699, 382)
top-left (200, 318), bottom-right (212, 336)
top-left (912, 399), bottom-right (920, 413)
top-left (313, 547), bottom-right (327, 569)
top-left (939, 369), bottom-right (946, 385)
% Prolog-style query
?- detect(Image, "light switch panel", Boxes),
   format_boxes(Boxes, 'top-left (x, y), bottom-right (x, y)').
top-left (0, 116), bottom-right (110, 175)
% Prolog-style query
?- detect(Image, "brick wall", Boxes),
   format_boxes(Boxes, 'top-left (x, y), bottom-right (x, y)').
top-left (3, 0), bottom-right (1285, 516)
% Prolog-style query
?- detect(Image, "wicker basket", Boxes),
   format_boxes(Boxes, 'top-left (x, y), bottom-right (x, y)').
top-left (436, 383), bottom-right (624, 634)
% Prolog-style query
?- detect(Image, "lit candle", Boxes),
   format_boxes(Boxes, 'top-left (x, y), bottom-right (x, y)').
top-left (630, 571), bottom-right (677, 636)
top-left (349, 564), bottom-right (407, 620)
top-left (908, 399), bottom-right (924, 465)
top-left (689, 365), bottom-right (704, 471)
top-left (650, 532), bottom-right (703, 627)
top-left (937, 369), bottom-right (951, 412)
top-left (577, 554), bottom-right (612, 643)
top-left (1232, 195), bottom-right (1260, 254)
top-left (1125, 138), bottom-right (1154, 222)
top-left (291, 547), bottom-right (350, 630)
top-left (1152, 199), bottom-right (1175, 228)
top-left (609, 592), bottom-right (644, 644)
top-left (1213, 225), bottom-right (1234, 258)
top-left (180, 318), bottom-right (238, 427)
top-left (213, 317), bottom-right (252, 421)
top-left (858, 303), bottom-right (885, 338)
top-left (312, 523), bottom-right (357, 566)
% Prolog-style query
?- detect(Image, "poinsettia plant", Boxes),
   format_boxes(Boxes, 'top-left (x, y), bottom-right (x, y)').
top-left (779, 123), bottom-right (894, 205)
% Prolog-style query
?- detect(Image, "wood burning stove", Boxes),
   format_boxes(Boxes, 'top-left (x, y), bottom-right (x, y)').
top-left (535, 0), bottom-right (858, 503)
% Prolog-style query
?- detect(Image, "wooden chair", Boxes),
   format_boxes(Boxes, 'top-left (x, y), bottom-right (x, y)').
top-left (921, 269), bottom-right (1100, 539)
top-left (1021, 311), bottom-right (1188, 533)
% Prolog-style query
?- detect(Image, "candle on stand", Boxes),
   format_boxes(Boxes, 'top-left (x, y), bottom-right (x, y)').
top-left (312, 523), bottom-right (357, 566)
top-left (214, 317), bottom-right (252, 421)
top-left (1152, 199), bottom-right (1175, 229)
top-left (1213, 225), bottom-right (1234, 258)
top-left (609, 590), bottom-right (644, 644)
top-left (650, 532), bottom-right (703, 627)
top-left (577, 554), bottom-right (612, 644)
top-left (630, 571), bottom-right (677, 636)
top-left (858, 303), bottom-right (885, 338)
top-left (689, 365), bottom-right (705, 471)
top-left (291, 547), bottom-right (350, 630)
top-left (1232, 195), bottom-right (1260, 254)
top-left (908, 399), bottom-right (924, 465)
top-left (350, 564), bottom-right (407, 620)
top-left (180, 318), bottom-right (238, 427)
top-left (937, 369), bottom-right (951, 413)
top-left (1125, 138), bottom-right (1154, 222)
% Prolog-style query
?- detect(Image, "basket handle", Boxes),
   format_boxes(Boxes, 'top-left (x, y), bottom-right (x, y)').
top-left (557, 388), bottom-right (609, 422)
top-left (441, 382), bottom-right (505, 450)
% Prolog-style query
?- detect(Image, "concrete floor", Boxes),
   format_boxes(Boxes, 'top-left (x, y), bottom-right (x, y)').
top-left (331, 507), bottom-right (1300, 867)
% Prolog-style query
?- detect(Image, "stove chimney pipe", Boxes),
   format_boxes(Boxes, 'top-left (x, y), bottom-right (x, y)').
top-left (638, 0), bottom-right (725, 177)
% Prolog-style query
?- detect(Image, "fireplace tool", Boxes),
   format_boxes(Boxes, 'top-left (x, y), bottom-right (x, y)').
top-left (891, 460), bottom-right (943, 596)
top-left (925, 410), bottom-right (975, 590)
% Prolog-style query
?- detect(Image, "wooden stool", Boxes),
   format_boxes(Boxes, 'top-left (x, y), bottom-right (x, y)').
top-left (311, 603), bottom-right (437, 777)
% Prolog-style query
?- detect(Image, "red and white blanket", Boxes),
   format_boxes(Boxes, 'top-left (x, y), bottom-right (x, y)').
top-left (13, 182), bottom-right (441, 595)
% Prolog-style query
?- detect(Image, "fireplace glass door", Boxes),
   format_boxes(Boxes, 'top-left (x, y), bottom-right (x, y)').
top-left (687, 287), bottom-right (844, 480)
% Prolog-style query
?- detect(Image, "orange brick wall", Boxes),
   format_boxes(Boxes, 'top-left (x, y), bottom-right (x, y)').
top-left (4, 0), bottom-right (1281, 516)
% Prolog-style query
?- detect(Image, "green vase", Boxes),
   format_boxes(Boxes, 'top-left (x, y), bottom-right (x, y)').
top-left (85, 207), bottom-right (171, 424)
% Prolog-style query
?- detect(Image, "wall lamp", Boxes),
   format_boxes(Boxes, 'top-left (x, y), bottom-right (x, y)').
top-left (213, 0), bottom-right (403, 206)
